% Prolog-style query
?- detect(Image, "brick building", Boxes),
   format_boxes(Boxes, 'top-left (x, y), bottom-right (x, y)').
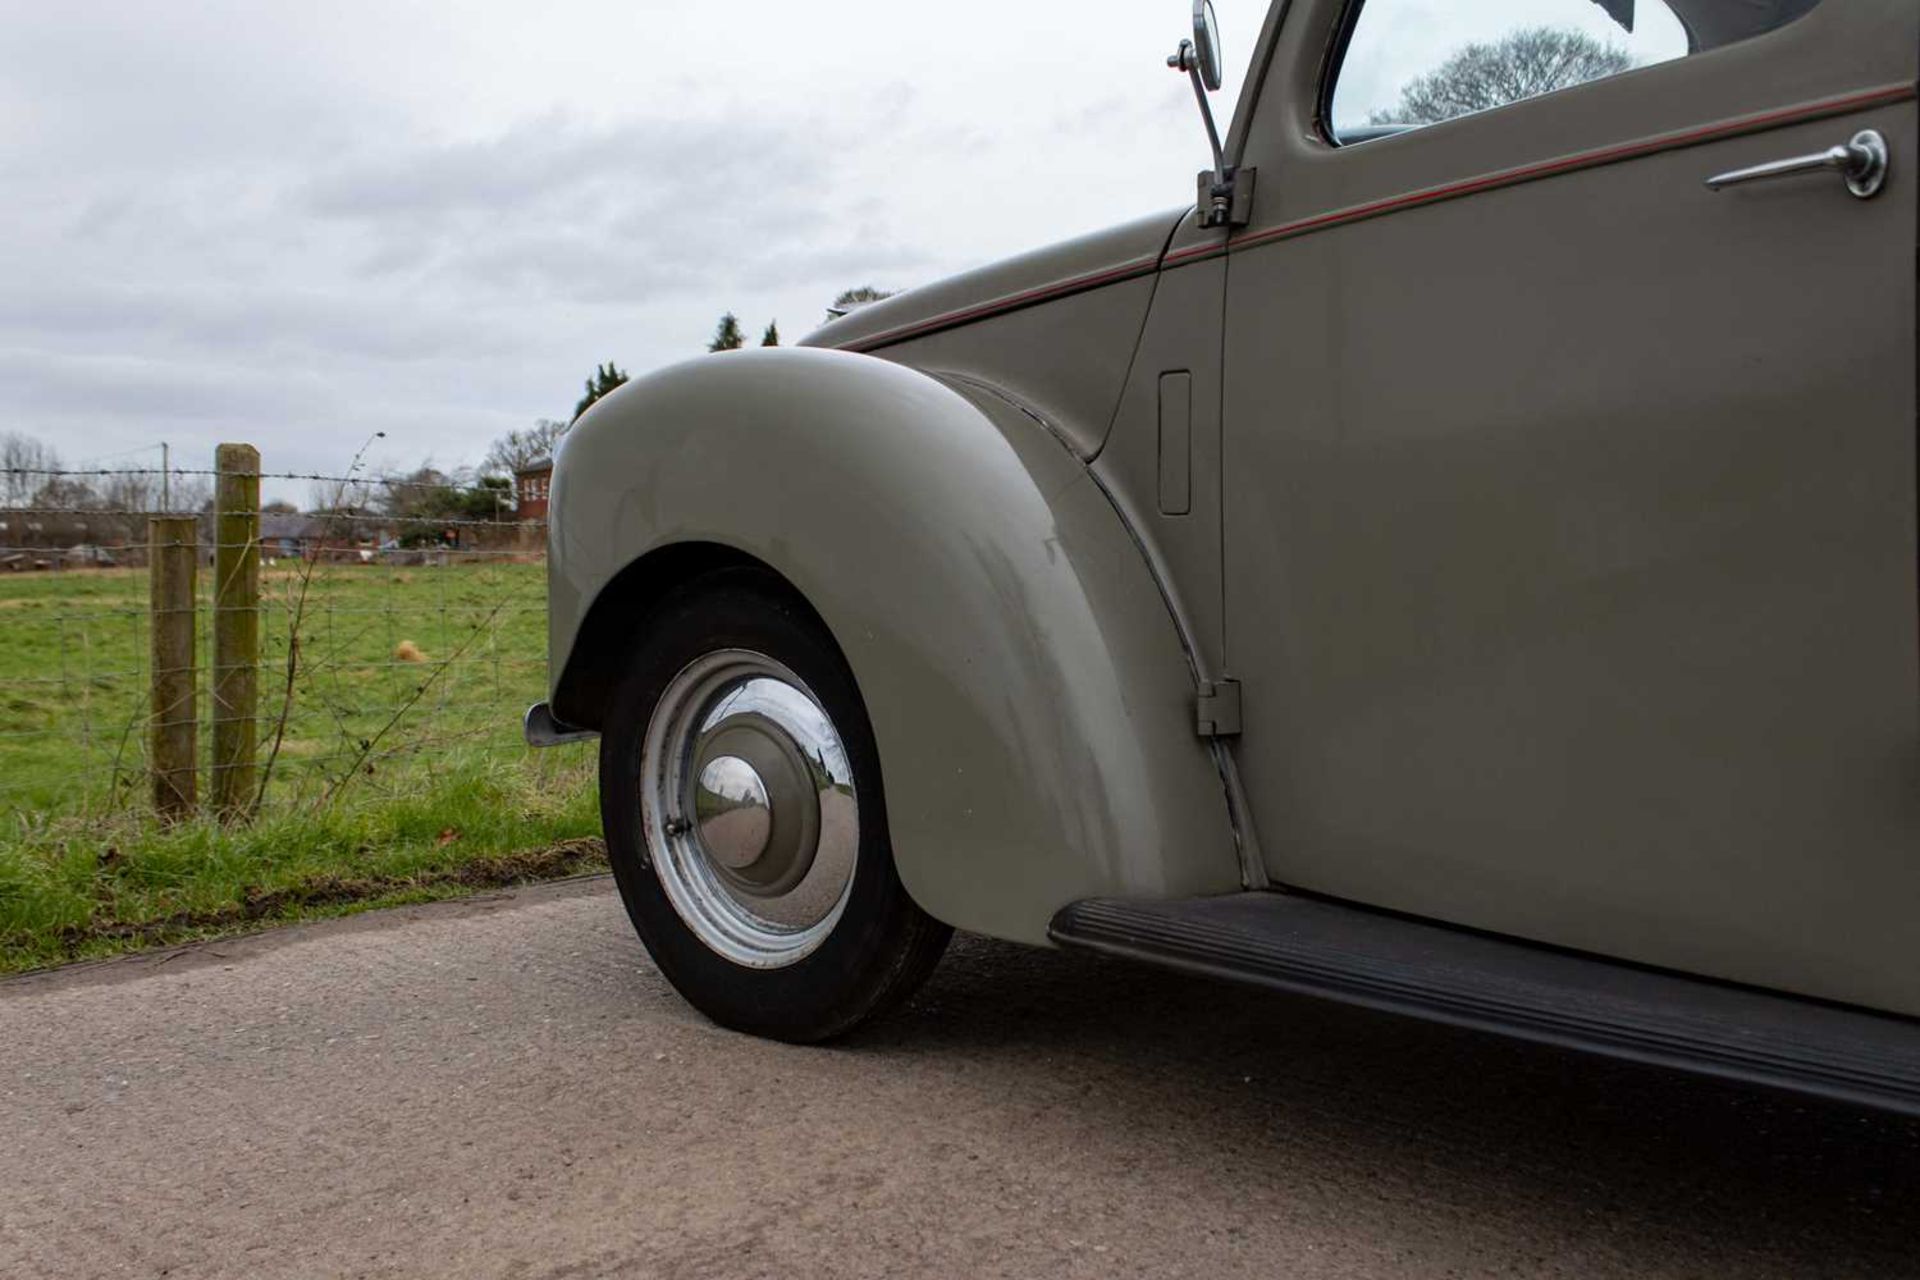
top-left (515, 459), bottom-right (553, 522)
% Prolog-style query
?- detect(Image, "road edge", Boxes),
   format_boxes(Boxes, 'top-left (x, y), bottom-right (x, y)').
top-left (0, 873), bottom-right (619, 998)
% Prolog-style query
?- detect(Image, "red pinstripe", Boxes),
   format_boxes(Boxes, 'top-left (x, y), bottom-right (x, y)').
top-left (1173, 82), bottom-right (1917, 266)
top-left (850, 82), bottom-right (1915, 351)
top-left (844, 256), bottom-right (1161, 352)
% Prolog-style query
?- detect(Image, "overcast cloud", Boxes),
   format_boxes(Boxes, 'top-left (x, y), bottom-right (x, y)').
top-left (4, 0), bottom-right (1668, 498)
top-left (1, 0), bottom-right (1273, 495)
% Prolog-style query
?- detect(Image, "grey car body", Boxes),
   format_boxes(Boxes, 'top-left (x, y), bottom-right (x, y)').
top-left (543, 0), bottom-right (1919, 1101)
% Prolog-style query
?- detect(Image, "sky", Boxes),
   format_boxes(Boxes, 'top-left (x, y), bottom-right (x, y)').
top-left (0, 0), bottom-right (1265, 500)
top-left (2, 0), bottom-right (1680, 504)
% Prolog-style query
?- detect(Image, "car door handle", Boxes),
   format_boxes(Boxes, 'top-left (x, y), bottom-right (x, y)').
top-left (1706, 129), bottom-right (1888, 199)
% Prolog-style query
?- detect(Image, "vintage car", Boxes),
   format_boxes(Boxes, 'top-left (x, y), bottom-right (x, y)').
top-left (531, 0), bottom-right (1920, 1113)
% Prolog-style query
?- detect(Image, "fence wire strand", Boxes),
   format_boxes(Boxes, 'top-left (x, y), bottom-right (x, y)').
top-left (0, 463), bottom-right (559, 817)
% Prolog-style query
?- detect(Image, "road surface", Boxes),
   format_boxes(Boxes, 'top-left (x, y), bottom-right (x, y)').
top-left (3, 877), bottom-right (1916, 1278)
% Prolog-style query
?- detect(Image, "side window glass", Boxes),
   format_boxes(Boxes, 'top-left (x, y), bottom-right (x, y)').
top-left (1328, 0), bottom-right (1823, 145)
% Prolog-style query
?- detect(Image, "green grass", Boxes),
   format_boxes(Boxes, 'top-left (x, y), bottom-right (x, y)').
top-left (0, 558), bottom-right (557, 814)
top-left (0, 558), bottom-right (604, 972)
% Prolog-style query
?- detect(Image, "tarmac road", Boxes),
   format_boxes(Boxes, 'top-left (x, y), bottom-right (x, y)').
top-left (3, 877), bottom-right (1917, 1279)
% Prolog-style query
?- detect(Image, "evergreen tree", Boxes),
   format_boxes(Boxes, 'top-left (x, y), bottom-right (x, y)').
top-left (572, 362), bottom-right (629, 422)
top-left (709, 313), bottom-right (746, 352)
top-left (760, 321), bottom-right (780, 347)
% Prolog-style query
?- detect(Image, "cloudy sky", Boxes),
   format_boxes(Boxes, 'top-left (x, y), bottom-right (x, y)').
top-left (2, 0), bottom-right (1270, 497)
top-left (4, 0), bottom-right (1668, 501)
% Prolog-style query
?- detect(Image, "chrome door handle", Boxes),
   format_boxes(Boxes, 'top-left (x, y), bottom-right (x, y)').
top-left (1706, 129), bottom-right (1888, 199)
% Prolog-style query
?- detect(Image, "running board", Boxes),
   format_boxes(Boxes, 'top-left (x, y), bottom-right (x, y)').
top-left (1049, 893), bottom-right (1920, 1116)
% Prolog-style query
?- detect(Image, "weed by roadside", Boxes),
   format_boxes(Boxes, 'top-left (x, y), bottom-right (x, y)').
top-left (0, 746), bottom-right (601, 973)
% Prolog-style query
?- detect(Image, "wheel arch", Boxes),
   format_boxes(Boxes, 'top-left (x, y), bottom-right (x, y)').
top-left (551, 541), bottom-right (798, 733)
top-left (547, 347), bottom-right (1242, 944)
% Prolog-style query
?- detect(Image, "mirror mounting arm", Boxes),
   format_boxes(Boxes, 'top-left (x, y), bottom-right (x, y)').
top-left (1170, 39), bottom-right (1228, 182)
top-left (1168, 38), bottom-right (1250, 229)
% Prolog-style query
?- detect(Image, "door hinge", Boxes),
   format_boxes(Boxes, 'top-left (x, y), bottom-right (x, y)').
top-left (1196, 679), bottom-right (1242, 738)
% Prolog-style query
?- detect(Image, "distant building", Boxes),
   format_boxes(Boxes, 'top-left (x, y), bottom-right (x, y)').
top-left (261, 512), bottom-right (324, 560)
top-left (515, 459), bottom-right (553, 522)
top-left (260, 511), bottom-right (388, 562)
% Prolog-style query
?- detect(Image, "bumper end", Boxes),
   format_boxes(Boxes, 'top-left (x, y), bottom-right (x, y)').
top-left (524, 702), bottom-right (597, 748)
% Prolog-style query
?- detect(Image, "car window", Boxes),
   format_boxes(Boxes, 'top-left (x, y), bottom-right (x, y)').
top-left (1327, 0), bottom-right (1825, 145)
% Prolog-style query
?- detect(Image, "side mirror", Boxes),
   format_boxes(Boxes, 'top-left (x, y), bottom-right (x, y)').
top-left (1191, 0), bottom-right (1224, 92)
top-left (1169, 0), bottom-right (1251, 228)
top-left (1168, 0), bottom-right (1225, 94)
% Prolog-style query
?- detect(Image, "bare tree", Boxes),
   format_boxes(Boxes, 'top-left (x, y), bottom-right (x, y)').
top-left (97, 471), bottom-right (156, 514)
top-left (827, 286), bottom-right (895, 323)
top-left (376, 463), bottom-right (512, 544)
top-left (1371, 28), bottom-right (1634, 128)
top-left (307, 479), bottom-right (351, 515)
top-left (483, 419), bottom-right (569, 478)
top-left (1, 432), bottom-right (60, 507)
top-left (23, 473), bottom-right (98, 549)
top-left (171, 476), bottom-right (211, 517)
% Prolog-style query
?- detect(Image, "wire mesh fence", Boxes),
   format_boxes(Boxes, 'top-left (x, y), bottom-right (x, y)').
top-left (0, 451), bottom-right (561, 825)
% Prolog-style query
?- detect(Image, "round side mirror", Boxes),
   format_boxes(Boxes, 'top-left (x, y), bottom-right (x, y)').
top-left (1192, 0), bottom-right (1224, 92)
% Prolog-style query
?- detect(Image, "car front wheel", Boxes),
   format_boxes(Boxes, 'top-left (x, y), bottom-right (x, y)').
top-left (598, 568), bottom-right (950, 1042)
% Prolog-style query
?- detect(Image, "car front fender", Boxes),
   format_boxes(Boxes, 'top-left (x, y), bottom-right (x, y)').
top-left (549, 347), bottom-right (1241, 945)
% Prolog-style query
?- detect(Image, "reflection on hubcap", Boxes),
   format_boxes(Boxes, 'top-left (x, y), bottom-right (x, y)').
top-left (695, 756), bottom-right (771, 869)
top-left (640, 650), bottom-right (859, 969)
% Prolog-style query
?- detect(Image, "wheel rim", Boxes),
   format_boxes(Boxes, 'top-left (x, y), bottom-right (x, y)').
top-left (639, 649), bottom-right (859, 968)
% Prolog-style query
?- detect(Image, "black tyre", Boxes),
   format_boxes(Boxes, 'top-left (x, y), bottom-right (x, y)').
top-left (598, 568), bottom-right (950, 1042)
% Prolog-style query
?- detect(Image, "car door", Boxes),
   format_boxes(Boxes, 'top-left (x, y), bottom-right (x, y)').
top-left (1221, 0), bottom-right (1919, 1013)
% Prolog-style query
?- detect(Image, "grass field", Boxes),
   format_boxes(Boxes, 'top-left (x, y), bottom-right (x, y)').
top-left (0, 557), bottom-right (603, 972)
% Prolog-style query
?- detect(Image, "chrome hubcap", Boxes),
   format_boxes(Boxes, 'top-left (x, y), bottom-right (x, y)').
top-left (641, 650), bottom-right (858, 968)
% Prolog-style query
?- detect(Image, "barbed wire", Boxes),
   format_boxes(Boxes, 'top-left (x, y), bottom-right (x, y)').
top-left (1, 516), bottom-right (559, 820)
top-left (3, 467), bottom-right (530, 493)
top-left (3, 507), bottom-right (531, 527)
top-left (0, 730), bottom-right (542, 797)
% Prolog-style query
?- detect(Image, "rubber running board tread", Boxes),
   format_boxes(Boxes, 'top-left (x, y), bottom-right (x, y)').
top-left (1049, 893), bottom-right (1920, 1115)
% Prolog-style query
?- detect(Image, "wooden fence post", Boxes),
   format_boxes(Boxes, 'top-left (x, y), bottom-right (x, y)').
top-left (149, 516), bottom-right (198, 818)
top-left (212, 443), bottom-right (260, 817)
